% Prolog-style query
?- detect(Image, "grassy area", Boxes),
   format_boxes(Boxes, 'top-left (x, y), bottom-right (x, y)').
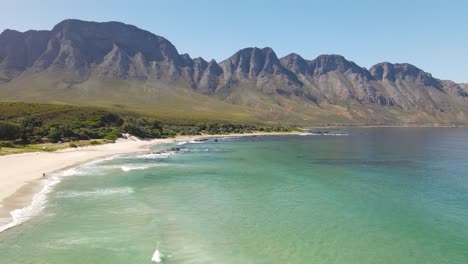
top-left (0, 100), bottom-right (264, 127)
top-left (2, 73), bottom-right (468, 126)
top-left (0, 139), bottom-right (109, 156)
top-left (0, 76), bottom-right (265, 125)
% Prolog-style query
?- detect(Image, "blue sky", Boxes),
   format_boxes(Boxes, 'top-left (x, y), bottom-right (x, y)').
top-left (1, 0), bottom-right (467, 82)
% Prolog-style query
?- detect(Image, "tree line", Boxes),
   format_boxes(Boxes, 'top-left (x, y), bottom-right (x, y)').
top-left (0, 115), bottom-right (293, 146)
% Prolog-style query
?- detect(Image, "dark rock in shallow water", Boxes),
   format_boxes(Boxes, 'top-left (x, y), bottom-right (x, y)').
top-left (214, 139), bottom-right (218, 142)
top-left (148, 147), bottom-right (180, 156)
top-left (313, 130), bottom-right (330, 135)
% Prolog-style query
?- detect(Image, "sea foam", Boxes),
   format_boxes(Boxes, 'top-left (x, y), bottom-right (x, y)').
top-left (0, 149), bottom-right (179, 233)
top-left (0, 175), bottom-right (61, 233)
top-left (121, 163), bottom-right (168, 172)
top-left (218, 136), bottom-right (241, 142)
top-left (55, 187), bottom-right (134, 198)
top-left (177, 140), bottom-right (204, 146)
top-left (0, 156), bottom-right (120, 233)
top-left (136, 151), bottom-right (176, 159)
top-left (152, 249), bottom-right (162, 263)
top-left (61, 168), bottom-right (83, 176)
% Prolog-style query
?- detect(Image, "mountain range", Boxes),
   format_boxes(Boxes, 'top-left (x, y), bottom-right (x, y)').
top-left (1, 19), bottom-right (467, 125)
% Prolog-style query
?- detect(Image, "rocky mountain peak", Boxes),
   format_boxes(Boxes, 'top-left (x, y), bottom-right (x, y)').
top-left (51, 19), bottom-right (182, 64)
top-left (370, 62), bottom-right (441, 88)
top-left (193, 57), bottom-right (207, 66)
top-left (1, 19), bottom-right (467, 125)
top-left (217, 47), bottom-right (303, 95)
top-left (0, 29), bottom-right (50, 73)
top-left (308, 54), bottom-right (368, 76)
top-left (369, 62), bottom-right (395, 81)
top-left (180, 53), bottom-right (194, 67)
top-left (206, 59), bottom-right (222, 75)
top-left (220, 47), bottom-right (287, 78)
top-left (279, 53), bottom-right (309, 75)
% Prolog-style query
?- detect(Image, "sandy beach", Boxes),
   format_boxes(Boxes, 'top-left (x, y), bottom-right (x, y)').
top-left (0, 132), bottom-right (299, 228)
top-left (0, 137), bottom-right (168, 219)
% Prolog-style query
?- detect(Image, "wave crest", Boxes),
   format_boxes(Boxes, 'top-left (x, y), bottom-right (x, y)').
top-left (55, 187), bottom-right (134, 198)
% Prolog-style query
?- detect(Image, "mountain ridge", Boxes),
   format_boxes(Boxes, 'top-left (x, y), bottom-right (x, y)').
top-left (1, 19), bottom-right (467, 125)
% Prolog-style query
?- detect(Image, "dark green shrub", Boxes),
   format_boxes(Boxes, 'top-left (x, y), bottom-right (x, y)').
top-left (47, 128), bottom-right (62, 143)
top-left (0, 121), bottom-right (22, 140)
top-left (0, 141), bottom-right (15, 148)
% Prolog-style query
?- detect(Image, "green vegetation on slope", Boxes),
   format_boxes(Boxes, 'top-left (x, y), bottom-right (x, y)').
top-left (0, 77), bottom-right (268, 124)
top-left (0, 102), bottom-right (294, 152)
top-left (0, 140), bottom-right (110, 156)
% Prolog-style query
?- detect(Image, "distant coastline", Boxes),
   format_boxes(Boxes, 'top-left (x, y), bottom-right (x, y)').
top-left (304, 124), bottom-right (468, 129)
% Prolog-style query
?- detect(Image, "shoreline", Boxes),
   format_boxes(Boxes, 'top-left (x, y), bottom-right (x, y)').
top-left (304, 124), bottom-right (468, 129)
top-left (0, 132), bottom-right (300, 232)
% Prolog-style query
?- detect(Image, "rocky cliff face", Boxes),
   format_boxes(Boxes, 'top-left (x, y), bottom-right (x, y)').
top-left (280, 53), bottom-right (383, 105)
top-left (0, 20), bottom-right (186, 81)
top-left (216, 47), bottom-right (303, 96)
top-left (368, 63), bottom-right (467, 111)
top-left (280, 54), bottom-right (467, 112)
top-left (0, 29), bottom-right (50, 76)
top-left (1, 19), bottom-right (467, 125)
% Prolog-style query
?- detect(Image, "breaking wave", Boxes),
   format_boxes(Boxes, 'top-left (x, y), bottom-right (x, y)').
top-left (0, 174), bottom-right (61, 233)
top-left (55, 187), bottom-right (134, 198)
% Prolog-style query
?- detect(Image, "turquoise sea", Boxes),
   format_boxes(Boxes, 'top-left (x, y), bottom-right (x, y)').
top-left (0, 128), bottom-right (467, 263)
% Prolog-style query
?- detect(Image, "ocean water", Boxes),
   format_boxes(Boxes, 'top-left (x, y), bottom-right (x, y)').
top-left (0, 128), bottom-right (467, 263)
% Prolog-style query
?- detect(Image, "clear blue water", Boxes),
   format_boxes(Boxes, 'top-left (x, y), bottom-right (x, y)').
top-left (0, 128), bottom-right (467, 263)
